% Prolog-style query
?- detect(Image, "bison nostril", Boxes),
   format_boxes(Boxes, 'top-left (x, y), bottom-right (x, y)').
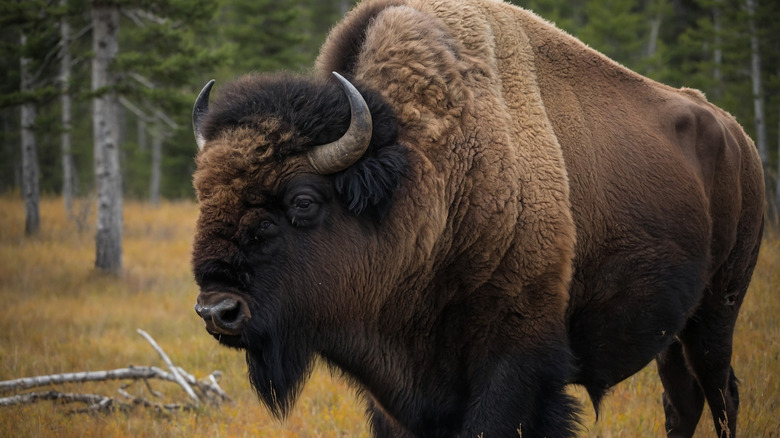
top-left (195, 298), bottom-right (249, 335)
top-left (215, 300), bottom-right (241, 324)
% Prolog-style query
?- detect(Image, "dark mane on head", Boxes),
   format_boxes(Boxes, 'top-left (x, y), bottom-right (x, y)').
top-left (200, 73), bottom-right (409, 221)
top-left (199, 74), bottom-right (346, 160)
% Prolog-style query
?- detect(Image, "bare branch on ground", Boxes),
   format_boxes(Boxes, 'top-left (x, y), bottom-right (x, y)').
top-left (0, 330), bottom-right (229, 413)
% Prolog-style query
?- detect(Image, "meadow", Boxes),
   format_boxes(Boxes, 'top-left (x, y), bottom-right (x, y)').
top-left (0, 195), bottom-right (777, 437)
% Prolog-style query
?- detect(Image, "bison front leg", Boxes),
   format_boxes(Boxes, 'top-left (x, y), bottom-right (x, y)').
top-left (460, 346), bottom-right (581, 438)
top-left (365, 397), bottom-right (416, 438)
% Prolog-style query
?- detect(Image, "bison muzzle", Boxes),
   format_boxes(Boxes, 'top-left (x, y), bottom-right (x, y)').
top-left (194, 292), bottom-right (250, 336)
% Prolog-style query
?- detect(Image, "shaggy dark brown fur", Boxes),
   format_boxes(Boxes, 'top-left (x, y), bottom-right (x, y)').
top-left (192, 1), bottom-right (765, 437)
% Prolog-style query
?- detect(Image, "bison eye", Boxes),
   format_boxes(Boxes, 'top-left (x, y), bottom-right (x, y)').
top-left (251, 218), bottom-right (278, 241)
top-left (294, 197), bottom-right (313, 210)
top-left (258, 220), bottom-right (273, 232)
top-left (285, 193), bottom-right (322, 227)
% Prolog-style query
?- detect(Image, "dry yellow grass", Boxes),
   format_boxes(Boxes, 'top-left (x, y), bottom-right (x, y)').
top-left (0, 195), bottom-right (777, 437)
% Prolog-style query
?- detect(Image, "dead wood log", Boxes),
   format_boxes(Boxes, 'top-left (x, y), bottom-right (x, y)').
top-left (0, 329), bottom-right (229, 412)
top-left (136, 329), bottom-right (200, 407)
top-left (0, 365), bottom-right (172, 394)
top-left (0, 391), bottom-right (112, 409)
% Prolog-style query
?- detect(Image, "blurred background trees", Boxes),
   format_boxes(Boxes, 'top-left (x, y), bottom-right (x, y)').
top-left (0, 0), bottom-right (778, 268)
top-left (523, 0), bottom-right (780, 216)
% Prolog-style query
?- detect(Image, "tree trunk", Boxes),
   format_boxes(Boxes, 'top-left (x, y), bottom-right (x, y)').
top-left (137, 119), bottom-right (146, 151)
top-left (712, 1), bottom-right (723, 99)
top-left (773, 56), bottom-right (780, 221)
top-left (60, 0), bottom-right (75, 216)
top-left (20, 33), bottom-right (40, 236)
top-left (149, 130), bottom-right (162, 206)
top-left (92, 3), bottom-right (122, 274)
top-left (339, 0), bottom-right (350, 15)
top-left (746, 0), bottom-right (768, 166)
top-left (646, 11), bottom-right (662, 59)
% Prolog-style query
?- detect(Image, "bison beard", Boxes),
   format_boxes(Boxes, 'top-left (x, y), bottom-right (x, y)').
top-left (242, 307), bottom-right (313, 418)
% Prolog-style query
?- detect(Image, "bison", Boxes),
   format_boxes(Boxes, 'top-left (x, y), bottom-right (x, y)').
top-left (190, 0), bottom-right (765, 436)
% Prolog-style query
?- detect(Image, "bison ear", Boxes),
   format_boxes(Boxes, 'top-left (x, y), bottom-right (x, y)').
top-left (334, 141), bottom-right (408, 221)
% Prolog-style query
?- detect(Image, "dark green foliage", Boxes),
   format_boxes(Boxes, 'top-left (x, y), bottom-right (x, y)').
top-left (220, 0), bottom-right (311, 74)
top-left (0, 0), bottom-right (778, 204)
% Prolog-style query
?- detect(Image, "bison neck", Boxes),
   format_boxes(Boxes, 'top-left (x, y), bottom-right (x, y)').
top-left (318, 283), bottom-right (578, 437)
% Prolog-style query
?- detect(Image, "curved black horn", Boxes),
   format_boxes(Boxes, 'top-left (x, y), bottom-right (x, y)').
top-left (193, 79), bottom-right (215, 151)
top-left (307, 72), bottom-right (373, 174)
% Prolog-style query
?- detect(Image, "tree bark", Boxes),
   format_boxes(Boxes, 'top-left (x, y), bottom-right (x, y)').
top-left (712, 1), bottom-right (723, 99)
top-left (137, 119), bottom-right (146, 151)
top-left (20, 33), bottom-right (40, 236)
top-left (746, 0), bottom-right (768, 166)
top-left (149, 130), bottom-right (162, 206)
top-left (776, 104), bottom-right (779, 220)
top-left (646, 11), bottom-right (662, 59)
top-left (92, 2), bottom-right (122, 274)
top-left (0, 366), bottom-right (173, 394)
top-left (0, 330), bottom-right (230, 412)
top-left (0, 391), bottom-right (113, 409)
top-left (339, 0), bottom-right (351, 15)
top-left (60, 0), bottom-right (75, 216)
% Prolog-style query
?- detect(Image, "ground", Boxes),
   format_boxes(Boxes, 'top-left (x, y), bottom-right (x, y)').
top-left (0, 195), bottom-right (777, 437)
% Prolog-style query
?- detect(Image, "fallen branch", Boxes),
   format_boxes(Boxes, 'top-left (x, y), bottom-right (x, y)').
top-left (0, 330), bottom-right (229, 412)
top-left (117, 387), bottom-right (193, 413)
top-left (137, 329), bottom-right (200, 407)
top-left (0, 365), bottom-right (172, 394)
top-left (0, 391), bottom-right (112, 409)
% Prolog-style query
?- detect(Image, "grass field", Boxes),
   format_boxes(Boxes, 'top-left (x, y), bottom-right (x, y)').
top-left (0, 195), bottom-right (778, 437)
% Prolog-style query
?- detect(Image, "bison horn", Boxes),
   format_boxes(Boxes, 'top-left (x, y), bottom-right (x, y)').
top-left (307, 72), bottom-right (373, 174)
top-left (192, 79), bottom-right (215, 151)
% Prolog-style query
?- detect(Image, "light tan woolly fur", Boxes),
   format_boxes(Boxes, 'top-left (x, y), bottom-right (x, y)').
top-left (315, 0), bottom-right (763, 319)
top-left (313, 7), bottom-right (765, 427)
top-left (317, 0), bottom-right (593, 340)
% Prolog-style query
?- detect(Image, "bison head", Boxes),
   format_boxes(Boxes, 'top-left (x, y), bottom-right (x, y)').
top-left (190, 72), bottom-right (408, 416)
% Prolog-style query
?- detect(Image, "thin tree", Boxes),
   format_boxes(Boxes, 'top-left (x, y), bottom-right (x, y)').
top-left (149, 125), bottom-right (162, 206)
top-left (712, 0), bottom-right (723, 99)
top-left (746, 0), bottom-right (768, 168)
top-left (60, 0), bottom-right (76, 217)
top-left (20, 33), bottom-right (40, 236)
top-left (92, 2), bottom-right (122, 274)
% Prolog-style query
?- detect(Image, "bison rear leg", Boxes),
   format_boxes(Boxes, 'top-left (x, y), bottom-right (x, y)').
top-left (657, 300), bottom-right (742, 438)
top-left (665, 225), bottom-right (761, 438)
top-left (677, 313), bottom-right (740, 438)
top-left (656, 340), bottom-right (706, 437)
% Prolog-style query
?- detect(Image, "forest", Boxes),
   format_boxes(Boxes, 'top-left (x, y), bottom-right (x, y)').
top-left (2, 0), bottom-right (779, 233)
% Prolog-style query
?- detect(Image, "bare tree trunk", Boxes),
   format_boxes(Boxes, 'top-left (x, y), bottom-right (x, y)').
top-left (149, 130), bottom-right (162, 206)
top-left (60, 0), bottom-right (75, 216)
top-left (773, 55), bottom-right (780, 222)
top-left (20, 33), bottom-right (40, 236)
top-left (339, 0), bottom-right (350, 15)
top-left (646, 12), bottom-right (662, 59)
top-left (92, 3), bottom-right (122, 274)
top-left (772, 93), bottom-right (780, 222)
top-left (746, 0), bottom-right (768, 166)
top-left (712, 1), bottom-right (723, 99)
top-left (137, 119), bottom-right (146, 151)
